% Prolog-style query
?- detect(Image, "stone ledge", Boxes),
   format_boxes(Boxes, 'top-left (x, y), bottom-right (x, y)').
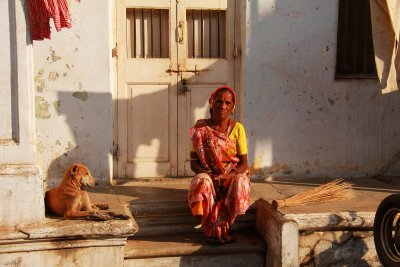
top-left (0, 237), bottom-right (126, 254)
top-left (255, 198), bottom-right (378, 267)
top-left (284, 211), bottom-right (375, 231)
top-left (256, 198), bottom-right (375, 232)
top-left (0, 213), bottom-right (138, 241)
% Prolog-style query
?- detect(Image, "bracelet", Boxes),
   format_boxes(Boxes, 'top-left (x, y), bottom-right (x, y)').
top-left (230, 168), bottom-right (239, 174)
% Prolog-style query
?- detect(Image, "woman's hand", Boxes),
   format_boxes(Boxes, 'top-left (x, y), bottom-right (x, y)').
top-left (214, 172), bottom-right (235, 181)
top-left (214, 174), bottom-right (226, 180)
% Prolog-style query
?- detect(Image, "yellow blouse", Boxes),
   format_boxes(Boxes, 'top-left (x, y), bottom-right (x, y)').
top-left (191, 121), bottom-right (248, 155)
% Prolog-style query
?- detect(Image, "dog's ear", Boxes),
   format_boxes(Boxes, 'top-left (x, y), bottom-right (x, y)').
top-left (71, 165), bottom-right (79, 176)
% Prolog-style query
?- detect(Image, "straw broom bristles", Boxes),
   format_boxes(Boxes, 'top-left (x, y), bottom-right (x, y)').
top-left (271, 179), bottom-right (355, 209)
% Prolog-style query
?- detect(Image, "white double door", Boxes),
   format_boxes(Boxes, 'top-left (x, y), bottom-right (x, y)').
top-left (117, 0), bottom-right (239, 178)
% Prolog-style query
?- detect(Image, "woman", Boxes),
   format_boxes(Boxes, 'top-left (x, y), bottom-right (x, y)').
top-left (188, 86), bottom-right (251, 245)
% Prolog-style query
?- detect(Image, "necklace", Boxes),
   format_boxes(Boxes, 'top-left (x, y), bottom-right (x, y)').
top-left (211, 118), bottom-right (230, 134)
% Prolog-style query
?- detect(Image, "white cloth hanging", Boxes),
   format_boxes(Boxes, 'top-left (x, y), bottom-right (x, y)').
top-left (369, 0), bottom-right (400, 93)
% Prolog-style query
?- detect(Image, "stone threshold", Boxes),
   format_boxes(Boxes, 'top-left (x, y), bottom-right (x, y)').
top-left (124, 229), bottom-right (266, 259)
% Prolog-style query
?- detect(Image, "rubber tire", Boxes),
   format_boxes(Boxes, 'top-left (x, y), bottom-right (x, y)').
top-left (374, 193), bottom-right (400, 267)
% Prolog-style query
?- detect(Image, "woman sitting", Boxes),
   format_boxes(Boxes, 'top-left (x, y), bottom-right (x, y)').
top-left (188, 86), bottom-right (251, 245)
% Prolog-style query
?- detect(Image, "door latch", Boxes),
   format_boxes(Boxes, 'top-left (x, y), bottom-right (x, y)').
top-left (178, 21), bottom-right (185, 44)
top-left (179, 78), bottom-right (190, 94)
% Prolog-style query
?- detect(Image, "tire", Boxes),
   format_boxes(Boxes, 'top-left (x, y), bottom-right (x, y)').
top-left (374, 194), bottom-right (400, 267)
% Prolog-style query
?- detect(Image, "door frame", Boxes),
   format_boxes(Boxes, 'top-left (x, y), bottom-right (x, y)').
top-left (113, 0), bottom-right (245, 179)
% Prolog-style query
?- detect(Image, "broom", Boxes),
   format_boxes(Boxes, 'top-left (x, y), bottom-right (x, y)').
top-left (271, 178), bottom-right (355, 209)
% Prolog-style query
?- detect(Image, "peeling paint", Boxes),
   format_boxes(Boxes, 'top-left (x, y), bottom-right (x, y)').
top-left (36, 140), bottom-right (46, 153)
top-left (52, 100), bottom-right (61, 113)
top-left (65, 142), bottom-right (76, 152)
top-left (48, 47), bottom-right (61, 62)
top-left (72, 90), bottom-right (88, 101)
top-left (337, 162), bottom-right (360, 172)
top-left (35, 68), bottom-right (46, 92)
top-left (282, 169), bottom-right (294, 175)
top-left (48, 72), bottom-right (59, 81)
top-left (323, 45), bottom-right (330, 57)
top-left (35, 96), bottom-right (51, 119)
top-left (264, 163), bottom-right (291, 174)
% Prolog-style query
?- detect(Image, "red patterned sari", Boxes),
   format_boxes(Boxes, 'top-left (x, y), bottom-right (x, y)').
top-left (188, 119), bottom-right (251, 239)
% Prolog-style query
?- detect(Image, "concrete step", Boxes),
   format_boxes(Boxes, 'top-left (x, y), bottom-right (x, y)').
top-left (129, 199), bottom-right (256, 236)
top-left (134, 215), bottom-right (255, 237)
top-left (135, 212), bottom-right (254, 227)
top-left (124, 230), bottom-right (266, 267)
top-left (130, 201), bottom-right (190, 216)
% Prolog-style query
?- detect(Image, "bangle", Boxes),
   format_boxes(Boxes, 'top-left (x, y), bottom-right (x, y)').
top-left (231, 168), bottom-right (239, 174)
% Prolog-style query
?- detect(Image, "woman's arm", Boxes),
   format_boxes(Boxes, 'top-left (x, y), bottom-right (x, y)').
top-left (235, 154), bottom-right (248, 174)
top-left (190, 151), bottom-right (210, 174)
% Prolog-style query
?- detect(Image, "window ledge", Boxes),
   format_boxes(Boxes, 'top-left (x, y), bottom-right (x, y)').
top-left (335, 74), bottom-right (378, 80)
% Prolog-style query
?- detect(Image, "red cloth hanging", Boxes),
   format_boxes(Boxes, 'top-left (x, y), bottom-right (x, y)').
top-left (28, 0), bottom-right (80, 41)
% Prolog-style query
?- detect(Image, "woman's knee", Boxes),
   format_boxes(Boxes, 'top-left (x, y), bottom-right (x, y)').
top-left (194, 172), bottom-right (212, 179)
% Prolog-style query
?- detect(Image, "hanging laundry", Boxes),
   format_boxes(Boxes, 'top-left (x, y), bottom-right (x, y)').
top-left (369, 0), bottom-right (400, 93)
top-left (28, 0), bottom-right (81, 41)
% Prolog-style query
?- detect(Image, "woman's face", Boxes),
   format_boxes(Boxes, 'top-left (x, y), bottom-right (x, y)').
top-left (211, 90), bottom-right (234, 120)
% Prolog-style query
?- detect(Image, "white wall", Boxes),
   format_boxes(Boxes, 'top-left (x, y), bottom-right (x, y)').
top-left (34, 0), bottom-right (114, 186)
top-left (33, 0), bottom-right (400, 183)
top-left (244, 0), bottom-right (400, 178)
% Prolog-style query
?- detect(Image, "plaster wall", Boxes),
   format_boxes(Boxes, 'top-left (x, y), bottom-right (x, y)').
top-left (32, 0), bottom-right (400, 183)
top-left (33, 0), bottom-right (114, 186)
top-left (299, 230), bottom-right (381, 266)
top-left (244, 0), bottom-right (400, 178)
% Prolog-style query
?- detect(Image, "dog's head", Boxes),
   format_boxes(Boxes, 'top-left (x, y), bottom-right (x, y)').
top-left (66, 163), bottom-right (97, 188)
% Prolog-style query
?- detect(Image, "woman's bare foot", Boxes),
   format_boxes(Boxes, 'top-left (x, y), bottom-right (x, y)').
top-left (221, 223), bottom-right (235, 244)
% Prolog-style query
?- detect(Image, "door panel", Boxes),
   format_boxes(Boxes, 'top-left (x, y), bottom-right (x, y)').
top-left (117, 0), bottom-right (178, 178)
top-left (128, 85), bottom-right (170, 161)
top-left (177, 0), bottom-right (236, 176)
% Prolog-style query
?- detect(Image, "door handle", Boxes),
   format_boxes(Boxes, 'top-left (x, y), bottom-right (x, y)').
top-left (178, 21), bottom-right (185, 44)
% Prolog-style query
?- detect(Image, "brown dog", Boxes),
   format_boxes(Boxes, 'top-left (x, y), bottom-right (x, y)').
top-left (45, 163), bottom-right (128, 221)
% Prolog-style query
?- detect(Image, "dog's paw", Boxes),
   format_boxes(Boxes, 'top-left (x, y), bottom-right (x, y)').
top-left (94, 203), bottom-right (109, 210)
top-left (107, 211), bottom-right (130, 220)
top-left (89, 211), bottom-right (112, 221)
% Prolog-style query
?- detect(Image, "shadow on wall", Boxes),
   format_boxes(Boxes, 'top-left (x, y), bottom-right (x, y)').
top-left (46, 91), bottom-right (113, 186)
top-left (46, 85), bottom-right (215, 185)
top-left (245, 0), bottom-right (400, 178)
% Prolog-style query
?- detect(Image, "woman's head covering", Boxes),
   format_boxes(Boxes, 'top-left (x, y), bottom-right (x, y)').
top-left (208, 86), bottom-right (237, 107)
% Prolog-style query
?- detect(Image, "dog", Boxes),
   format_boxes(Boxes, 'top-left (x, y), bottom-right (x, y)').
top-left (45, 163), bottom-right (129, 221)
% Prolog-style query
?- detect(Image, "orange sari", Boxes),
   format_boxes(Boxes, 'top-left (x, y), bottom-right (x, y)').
top-left (188, 120), bottom-right (251, 238)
